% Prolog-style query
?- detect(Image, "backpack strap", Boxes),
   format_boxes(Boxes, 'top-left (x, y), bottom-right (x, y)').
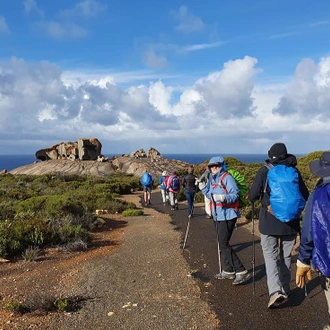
top-left (215, 171), bottom-right (239, 210)
top-left (263, 163), bottom-right (274, 193)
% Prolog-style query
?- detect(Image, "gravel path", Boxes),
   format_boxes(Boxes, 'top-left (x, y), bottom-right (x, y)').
top-left (45, 192), bottom-right (219, 330)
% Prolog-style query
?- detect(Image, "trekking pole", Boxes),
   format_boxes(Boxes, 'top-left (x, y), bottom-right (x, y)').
top-left (215, 220), bottom-right (222, 274)
top-left (182, 214), bottom-right (191, 251)
top-left (252, 201), bottom-right (255, 295)
top-left (182, 190), bottom-right (197, 252)
top-left (211, 193), bottom-right (222, 274)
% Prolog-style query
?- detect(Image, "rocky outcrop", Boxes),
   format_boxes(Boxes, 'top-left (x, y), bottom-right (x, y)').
top-left (7, 144), bottom-right (191, 178)
top-left (35, 138), bottom-right (102, 161)
top-left (130, 147), bottom-right (162, 160)
top-left (9, 155), bottom-right (192, 178)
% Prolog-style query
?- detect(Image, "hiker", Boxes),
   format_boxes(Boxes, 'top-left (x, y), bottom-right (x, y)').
top-left (182, 166), bottom-right (198, 216)
top-left (296, 152), bottom-right (330, 329)
top-left (159, 170), bottom-right (169, 206)
top-left (140, 169), bottom-right (154, 207)
top-left (198, 168), bottom-right (212, 218)
top-left (248, 143), bottom-right (309, 308)
top-left (166, 171), bottom-right (181, 211)
top-left (199, 156), bottom-right (250, 285)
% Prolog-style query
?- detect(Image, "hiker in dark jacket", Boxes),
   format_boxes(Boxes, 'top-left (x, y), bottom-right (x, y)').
top-left (182, 166), bottom-right (198, 216)
top-left (248, 143), bottom-right (309, 308)
top-left (296, 152), bottom-right (330, 330)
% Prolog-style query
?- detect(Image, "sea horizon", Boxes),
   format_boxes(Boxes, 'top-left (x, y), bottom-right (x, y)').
top-left (0, 153), bottom-right (306, 172)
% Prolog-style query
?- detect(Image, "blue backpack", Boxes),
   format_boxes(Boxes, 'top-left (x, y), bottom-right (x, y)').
top-left (265, 164), bottom-right (306, 222)
top-left (141, 172), bottom-right (152, 186)
top-left (170, 175), bottom-right (180, 191)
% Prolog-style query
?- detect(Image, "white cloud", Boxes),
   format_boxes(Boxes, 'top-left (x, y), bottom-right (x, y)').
top-left (36, 21), bottom-right (88, 39)
top-left (143, 49), bottom-right (168, 69)
top-left (23, 0), bottom-right (44, 17)
top-left (60, 0), bottom-right (107, 18)
top-left (181, 41), bottom-right (225, 52)
top-left (0, 16), bottom-right (9, 34)
top-left (171, 6), bottom-right (205, 33)
top-left (2, 55), bottom-right (330, 154)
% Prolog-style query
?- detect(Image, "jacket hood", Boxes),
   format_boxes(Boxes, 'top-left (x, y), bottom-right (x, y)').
top-left (267, 153), bottom-right (297, 167)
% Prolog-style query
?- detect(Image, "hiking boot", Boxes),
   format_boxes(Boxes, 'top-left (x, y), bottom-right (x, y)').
top-left (206, 215), bottom-right (212, 219)
top-left (214, 271), bottom-right (235, 280)
top-left (175, 204), bottom-right (178, 210)
top-left (232, 270), bottom-right (250, 285)
top-left (267, 291), bottom-right (288, 308)
top-left (170, 206), bottom-right (175, 211)
top-left (163, 203), bottom-right (166, 206)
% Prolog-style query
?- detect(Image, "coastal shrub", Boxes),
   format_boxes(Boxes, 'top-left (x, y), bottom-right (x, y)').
top-left (57, 223), bottom-right (91, 244)
top-left (121, 209), bottom-right (144, 217)
top-left (0, 215), bottom-right (51, 257)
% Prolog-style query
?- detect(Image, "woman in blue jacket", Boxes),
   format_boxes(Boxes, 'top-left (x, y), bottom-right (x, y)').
top-left (199, 156), bottom-right (249, 285)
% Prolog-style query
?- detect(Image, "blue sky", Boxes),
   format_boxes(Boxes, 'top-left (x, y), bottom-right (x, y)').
top-left (1, 0), bottom-right (330, 156)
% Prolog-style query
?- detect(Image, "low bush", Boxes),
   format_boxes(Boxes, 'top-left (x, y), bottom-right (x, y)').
top-left (121, 209), bottom-right (144, 217)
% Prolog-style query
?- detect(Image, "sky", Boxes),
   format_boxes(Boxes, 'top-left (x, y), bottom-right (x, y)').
top-left (1, 0), bottom-right (330, 156)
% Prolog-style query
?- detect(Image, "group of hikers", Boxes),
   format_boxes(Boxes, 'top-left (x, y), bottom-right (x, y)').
top-left (141, 143), bottom-right (330, 328)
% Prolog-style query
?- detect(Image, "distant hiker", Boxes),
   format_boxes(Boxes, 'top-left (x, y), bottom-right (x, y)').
top-left (296, 152), bottom-right (330, 329)
top-left (159, 170), bottom-right (169, 206)
top-left (199, 156), bottom-right (250, 285)
top-left (140, 169), bottom-right (154, 207)
top-left (248, 143), bottom-right (309, 308)
top-left (166, 171), bottom-right (181, 211)
top-left (198, 168), bottom-right (212, 218)
top-left (182, 166), bottom-right (198, 216)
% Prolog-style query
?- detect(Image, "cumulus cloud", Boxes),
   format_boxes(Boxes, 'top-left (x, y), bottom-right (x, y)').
top-left (2, 55), bottom-right (330, 154)
top-left (0, 16), bottom-right (9, 34)
top-left (171, 6), bottom-right (205, 33)
top-left (59, 0), bottom-right (107, 18)
top-left (23, 0), bottom-right (44, 17)
top-left (35, 21), bottom-right (88, 39)
top-left (274, 56), bottom-right (330, 120)
top-left (143, 49), bottom-right (168, 69)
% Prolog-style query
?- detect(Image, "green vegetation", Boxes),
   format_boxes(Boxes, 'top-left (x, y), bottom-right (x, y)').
top-left (0, 152), bottom-right (323, 258)
top-left (0, 173), bottom-right (141, 258)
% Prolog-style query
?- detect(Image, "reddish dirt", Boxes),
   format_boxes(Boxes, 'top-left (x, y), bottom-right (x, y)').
top-left (0, 211), bottom-right (126, 330)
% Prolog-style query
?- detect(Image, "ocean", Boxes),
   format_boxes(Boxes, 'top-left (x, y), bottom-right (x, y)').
top-left (0, 153), bottom-right (274, 172)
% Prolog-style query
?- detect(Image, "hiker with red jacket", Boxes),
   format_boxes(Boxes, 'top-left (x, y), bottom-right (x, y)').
top-left (199, 156), bottom-right (250, 285)
top-left (166, 171), bottom-right (181, 211)
top-left (248, 143), bottom-right (309, 308)
top-left (296, 152), bottom-right (330, 330)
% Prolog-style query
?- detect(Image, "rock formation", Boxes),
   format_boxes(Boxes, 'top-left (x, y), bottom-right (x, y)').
top-left (35, 138), bottom-right (102, 161)
top-left (7, 144), bottom-right (192, 178)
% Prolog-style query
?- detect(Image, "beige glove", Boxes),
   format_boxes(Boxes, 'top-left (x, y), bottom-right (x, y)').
top-left (296, 259), bottom-right (313, 288)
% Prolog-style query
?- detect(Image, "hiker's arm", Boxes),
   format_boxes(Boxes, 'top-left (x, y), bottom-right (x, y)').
top-left (248, 167), bottom-right (267, 203)
top-left (297, 170), bottom-right (310, 201)
top-left (298, 193), bottom-right (314, 265)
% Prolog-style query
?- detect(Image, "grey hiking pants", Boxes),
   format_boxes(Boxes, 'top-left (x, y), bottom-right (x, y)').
top-left (260, 233), bottom-right (296, 296)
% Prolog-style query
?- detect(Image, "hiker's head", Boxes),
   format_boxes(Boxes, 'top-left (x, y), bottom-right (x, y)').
top-left (187, 166), bottom-right (193, 174)
top-left (208, 156), bottom-right (225, 174)
top-left (162, 171), bottom-right (168, 176)
top-left (268, 143), bottom-right (288, 160)
top-left (309, 152), bottom-right (330, 178)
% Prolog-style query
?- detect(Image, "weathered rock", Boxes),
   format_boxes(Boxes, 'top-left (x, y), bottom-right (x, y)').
top-left (35, 138), bottom-right (102, 161)
top-left (0, 169), bottom-right (7, 174)
top-left (9, 155), bottom-right (192, 178)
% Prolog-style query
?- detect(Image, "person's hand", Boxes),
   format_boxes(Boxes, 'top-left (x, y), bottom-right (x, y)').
top-left (296, 260), bottom-right (313, 288)
top-left (267, 204), bottom-right (274, 215)
top-left (198, 181), bottom-right (206, 190)
top-left (213, 194), bottom-right (225, 202)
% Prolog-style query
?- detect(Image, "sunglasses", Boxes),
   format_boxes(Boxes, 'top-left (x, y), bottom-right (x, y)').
top-left (210, 164), bottom-right (220, 168)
